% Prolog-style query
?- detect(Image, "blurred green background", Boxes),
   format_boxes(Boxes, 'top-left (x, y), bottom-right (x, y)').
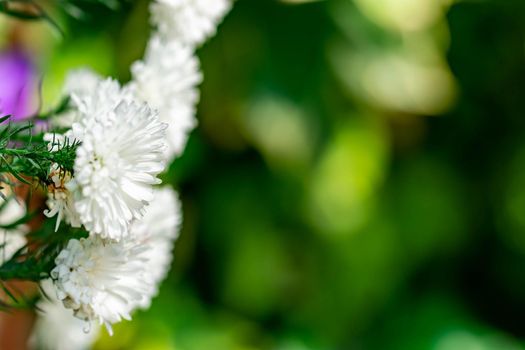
top-left (6, 0), bottom-right (525, 348)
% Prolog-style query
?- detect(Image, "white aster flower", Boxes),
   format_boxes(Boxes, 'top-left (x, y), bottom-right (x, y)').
top-left (53, 68), bottom-right (104, 128)
top-left (65, 78), bottom-right (167, 240)
top-left (130, 35), bottom-right (202, 159)
top-left (130, 187), bottom-right (182, 308)
top-left (64, 68), bottom-right (103, 101)
top-left (51, 235), bottom-right (153, 335)
top-left (0, 231), bottom-right (26, 265)
top-left (0, 196), bottom-right (28, 264)
top-left (30, 280), bottom-right (99, 350)
top-left (43, 162), bottom-right (81, 231)
top-left (150, 0), bottom-right (232, 46)
top-left (49, 187), bottom-right (181, 334)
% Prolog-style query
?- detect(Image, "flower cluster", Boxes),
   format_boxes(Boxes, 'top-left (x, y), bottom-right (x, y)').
top-left (23, 0), bottom-right (233, 344)
top-left (49, 187), bottom-right (180, 335)
top-left (37, 76), bottom-right (172, 335)
top-left (0, 0), bottom-right (231, 345)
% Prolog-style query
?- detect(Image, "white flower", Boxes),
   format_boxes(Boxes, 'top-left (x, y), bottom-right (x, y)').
top-left (53, 69), bottom-right (104, 128)
top-left (43, 162), bottom-right (81, 231)
top-left (49, 187), bottom-right (181, 334)
top-left (150, 0), bottom-right (232, 46)
top-left (130, 187), bottom-right (182, 308)
top-left (51, 235), bottom-right (153, 335)
top-left (30, 280), bottom-right (99, 350)
top-left (130, 35), bottom-right (202, 159)
top-left (0, 196), bottom-right (28, 264)
top-left (65, 78), bottom-right (167, 240)
top-left (64, 68), bottom-right (103, 101)
top-left (0, 231), bottom-right (26, 265)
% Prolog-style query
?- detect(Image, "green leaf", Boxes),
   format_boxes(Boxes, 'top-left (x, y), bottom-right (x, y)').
top-left (0, 282), bottom-right (19, 304)
top-left (0, 157), bottom-right (31, 185)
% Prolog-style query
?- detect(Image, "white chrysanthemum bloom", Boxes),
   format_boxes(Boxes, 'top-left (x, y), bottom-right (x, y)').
top-left (51, 235), bottom-right (154, 335)
top-left (30, 280), bottom-right (99, 350)
top-left (64, 78), bottom-right (167, 240)
top-left (53, 69), bottom-right (104, 128)
top-left (130, 35), bottom-right (202, 159)
top-left (64, 68), bottom-right (103, 100)
top-left (150, 0), bottom-right (232, 46)
top-left (43, 162), bottom-right (81, 231)
top-left (0, 196), bottom-right (28, 264)
top-left (130, 187), bottom-right (182, 308)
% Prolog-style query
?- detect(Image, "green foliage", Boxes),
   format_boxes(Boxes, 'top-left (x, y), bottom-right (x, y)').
top-left (136, 1), bottom-right (525, 349)
top-left (0, 116), bottom-right (79, 190)
top-left (56, 0), bottom-right (124, 21)
top-left (0, 0), bottom-right (63, 34)
top-left (0, 0), bottom-right (124, 35)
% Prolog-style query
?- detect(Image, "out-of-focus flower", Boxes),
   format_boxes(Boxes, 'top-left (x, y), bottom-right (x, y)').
top-left (63, 68), bottom-right (103, 102)
top-left (53, 78), bottom-right (167, 240)
top-left (51, 68), bottom-right (104, 128)
top-left (0, 48), bottom-right (38, 120)
top-left (0, 196), bottom-right (28, 264)
top-left (55, 69), bottom-right (128, 129)
top-left (50, 235), bottom-right (153, 335)
top-left (30, 280), bottom-right (99, 350)
top-left (130, 35), bottom-right (202, 160)
top-left (150, 0), bottom-right (232, 46)
top-left (130, 187), bottom-right (182, 308)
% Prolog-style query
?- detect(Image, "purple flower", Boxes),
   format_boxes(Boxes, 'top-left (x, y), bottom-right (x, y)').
top-left (0, 48), bottom-right (38, 121)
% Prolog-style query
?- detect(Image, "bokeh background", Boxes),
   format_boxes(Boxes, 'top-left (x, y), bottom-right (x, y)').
top-left (3, 0), bottom-right (525, 349)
